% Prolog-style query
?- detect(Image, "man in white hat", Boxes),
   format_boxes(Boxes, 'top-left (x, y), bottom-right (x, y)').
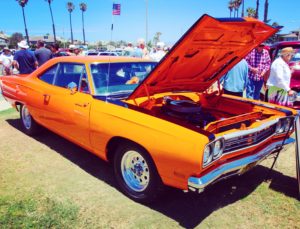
top-left (0, 47), bottom-right (13, 75)
top-left (13, 40), bottom-right (38, 74)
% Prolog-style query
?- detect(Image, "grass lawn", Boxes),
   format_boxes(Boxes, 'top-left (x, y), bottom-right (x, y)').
top-left (0, 109), bottom-right (300, 228)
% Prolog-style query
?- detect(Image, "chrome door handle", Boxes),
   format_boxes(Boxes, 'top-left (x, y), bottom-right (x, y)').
top-left (75, 102), bottom-right (89, 107)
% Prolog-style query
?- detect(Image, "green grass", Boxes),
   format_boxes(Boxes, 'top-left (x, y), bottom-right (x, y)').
top-left (0, 195), bottom-right (78, 229)
top-left (0, 108), bottom-right (16, 117)
top-left (1, 110), bottom-right (300, 228)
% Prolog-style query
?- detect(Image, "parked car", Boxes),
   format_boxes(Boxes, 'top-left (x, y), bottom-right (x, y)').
top-left (269, 41), bottom-right (300, 108)
top-left (98, 51), bottom-right (119, 56)
top-left (0, 15), bottom-right (297, 203)
top-left (86, 51), bottom-right (99, 56)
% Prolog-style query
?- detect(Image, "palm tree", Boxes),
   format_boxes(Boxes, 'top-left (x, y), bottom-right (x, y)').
top-left (16, 0), bottom-right (30, 45)
top-left (246, 7), bottom-right (256, 18)
top-left (263, 0), bottom-right (269, 23)
top-left (255, 0), bottom-right (259, 19)
top-left (228, 0), bottom-right (234, 17)
top-left (153, 32), bottom-right (162, 45)
top-left (45, 0), bottom-right (56, 43)
top-left (233, 0), bottom-right (242, 17)
top-left (241, 0), bottom-right (245, 17)
top-left (67, 2), bottom-right (75, 44)
top-left (79, 3), bottom-right (87, 45)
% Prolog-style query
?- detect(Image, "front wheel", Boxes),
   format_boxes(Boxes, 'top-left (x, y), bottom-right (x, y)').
top-left (113, 143), bottom-right (163, 203)
top-left (20, 104), bottom-right (40, 135)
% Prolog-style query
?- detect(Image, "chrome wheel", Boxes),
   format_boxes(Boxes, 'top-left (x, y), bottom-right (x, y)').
top-left (21, 105), bottom-right (32, 130)
top-left (121, 150), bottom-right (150, 192)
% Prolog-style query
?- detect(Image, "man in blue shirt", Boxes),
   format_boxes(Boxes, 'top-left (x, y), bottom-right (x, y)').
top-left (13, 40), bottom-right (38, 74)
top-left (221, 59), bottom-right (249, 97)
top-left (34, 40), bottom-right (52, 66)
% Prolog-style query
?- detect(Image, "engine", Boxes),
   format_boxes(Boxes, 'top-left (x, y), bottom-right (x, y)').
top-left (161, 96), bottom-right (216, 128)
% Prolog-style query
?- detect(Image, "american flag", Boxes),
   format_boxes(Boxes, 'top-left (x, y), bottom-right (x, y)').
top-left (112, 3), bottom-right (121, 15)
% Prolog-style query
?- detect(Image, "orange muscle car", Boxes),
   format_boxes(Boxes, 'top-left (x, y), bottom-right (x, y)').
top-left (0, 15), bottom-right (297, 203)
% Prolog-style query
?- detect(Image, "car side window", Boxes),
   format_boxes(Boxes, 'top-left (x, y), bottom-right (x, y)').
top-left (39, 64), bottom-right (58, 84)
top-left (54, 63), bottom-right (84, 89)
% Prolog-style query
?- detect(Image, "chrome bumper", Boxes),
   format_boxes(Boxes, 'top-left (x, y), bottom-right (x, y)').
top-left (188, 138), bottom-right (294, 193)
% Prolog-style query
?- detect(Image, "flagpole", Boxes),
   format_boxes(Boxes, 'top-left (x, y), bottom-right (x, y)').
top-left (107, 1), bottom-right (115, 101)
top-left (145, 0), bottom-right (148, 46)
top-left (110, 1), bottom-right (114, 49)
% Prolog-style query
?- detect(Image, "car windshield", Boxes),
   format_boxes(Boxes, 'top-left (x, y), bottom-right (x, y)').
top-left (90, 62), bottom-right (157, 96)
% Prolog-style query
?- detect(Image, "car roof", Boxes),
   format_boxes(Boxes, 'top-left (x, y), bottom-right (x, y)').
top-left (44, 56), bottom-right (155, 66)
top-left (271, 41), bottom-right (300, 47)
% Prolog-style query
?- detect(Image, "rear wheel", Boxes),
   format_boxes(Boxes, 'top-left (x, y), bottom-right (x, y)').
top-left (20, 104), bottom-right (40, 135)
top-left (113, 143), bottom-right (163, 203)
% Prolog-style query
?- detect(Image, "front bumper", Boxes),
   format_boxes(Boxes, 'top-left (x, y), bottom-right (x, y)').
top-left (188, 138), bottom-right (294, 193)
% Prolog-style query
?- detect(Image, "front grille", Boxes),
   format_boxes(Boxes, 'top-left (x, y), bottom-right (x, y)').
top-left (224, 124), bottom-right (276, 153)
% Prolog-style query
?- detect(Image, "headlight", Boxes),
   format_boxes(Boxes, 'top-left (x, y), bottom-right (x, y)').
top-left (276, 117), bottom-right (294, 134)
top-left (213, 139), bottom-right (224, 159)
top-left (284, 118), bottom-right (292, 132)
top-left (276, 119), bottom-right (285, 133)
top-left (203, 145), bottom-right (213, 166)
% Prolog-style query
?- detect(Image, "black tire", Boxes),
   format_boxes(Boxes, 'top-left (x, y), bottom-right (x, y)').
top-left (20, 104), bottom-right (40, 136)
top-left (113, 143), bottom-right (163, 203)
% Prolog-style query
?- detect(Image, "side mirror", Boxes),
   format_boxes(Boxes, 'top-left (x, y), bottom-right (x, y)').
top-left (67, 82), bottom-right (78, 94)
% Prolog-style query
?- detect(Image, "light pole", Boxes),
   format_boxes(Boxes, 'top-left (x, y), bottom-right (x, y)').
top-left (145, 0), bottom-right (148, 46)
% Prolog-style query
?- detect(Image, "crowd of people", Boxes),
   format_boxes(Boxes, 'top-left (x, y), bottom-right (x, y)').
top-left (221, 43), bottom-right (296, 107)
top-left (124, 38), bottom-right (169, 61)
top-left (0, 38), bottom-right (169, 76)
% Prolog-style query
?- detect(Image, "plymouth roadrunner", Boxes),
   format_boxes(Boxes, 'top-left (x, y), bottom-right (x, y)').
top-left (0, 15), bottom-right (297, 203)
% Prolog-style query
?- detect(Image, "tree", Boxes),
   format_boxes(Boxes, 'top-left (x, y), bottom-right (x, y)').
top-left (153, 32), bottom-right (162, 45)
top-left (233, 0), bottom-right (242, 17)
top-left (246, 7), bottom-right (256, 18)
top-left (79, 3), bottom-right (87, 45)
top-left (255, 0), bottom-right (259, 19)
top-left (263, 0), bottom-right (269, 23)
top-left (241, 0), bottom-right (245, 17)
top-left (45, 0), bottom-right (56, 43)
top-left (228, 0), bottom-right (234, 17)
top-left (9, 32), bottom-right (24, 48)
top-left (16, 0), bottom-right (30, 45)
top-left (67, 2), bottom-right (75, 44)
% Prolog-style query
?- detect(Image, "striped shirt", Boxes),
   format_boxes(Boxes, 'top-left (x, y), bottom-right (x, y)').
top-left (245, 49), bottom-right (271, 81)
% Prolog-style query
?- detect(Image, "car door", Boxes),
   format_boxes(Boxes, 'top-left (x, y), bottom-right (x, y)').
top-left (40, 62), bottom-right (93, 149)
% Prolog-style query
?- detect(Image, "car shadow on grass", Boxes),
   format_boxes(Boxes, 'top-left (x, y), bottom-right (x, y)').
top-left (6, 118), bottom-right (300, 228)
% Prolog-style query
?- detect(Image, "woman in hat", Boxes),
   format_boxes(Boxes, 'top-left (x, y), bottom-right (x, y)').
top-left (266, 47), bottom-right (295, 106)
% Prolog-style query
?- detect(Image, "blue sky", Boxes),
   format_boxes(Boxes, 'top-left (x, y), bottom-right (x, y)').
top-left (1, 0), bottom-right (299, 45)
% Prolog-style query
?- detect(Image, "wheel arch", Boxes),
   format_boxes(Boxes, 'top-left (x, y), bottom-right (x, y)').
top-left (106, 136), bottom-right (159, 172)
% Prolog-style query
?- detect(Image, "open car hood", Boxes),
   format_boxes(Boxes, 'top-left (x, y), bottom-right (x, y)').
top-left (128, 14), bottom-right (277, 100)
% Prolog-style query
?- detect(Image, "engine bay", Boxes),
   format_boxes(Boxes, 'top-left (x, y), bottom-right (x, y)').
top-left (131, 93), bottom-right (276, 134)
